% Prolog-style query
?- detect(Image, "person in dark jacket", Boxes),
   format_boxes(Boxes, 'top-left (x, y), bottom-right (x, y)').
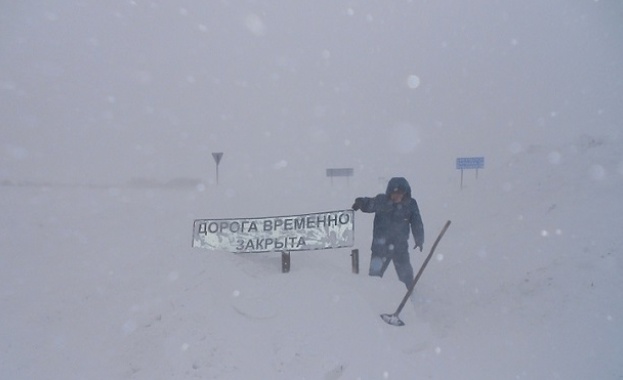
top-left (352, 177), bottom-right (424, 288)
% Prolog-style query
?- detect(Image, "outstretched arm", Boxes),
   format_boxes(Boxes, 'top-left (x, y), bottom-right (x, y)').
top-left (352, 194), bottom-right (384, 213)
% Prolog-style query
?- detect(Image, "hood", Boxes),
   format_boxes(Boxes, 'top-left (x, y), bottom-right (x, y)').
top-left (385, 177), bottom-right (412, 198)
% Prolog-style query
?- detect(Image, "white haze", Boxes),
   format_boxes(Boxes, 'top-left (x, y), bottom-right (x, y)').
top-left (1, 1), bottom-right (622, 379)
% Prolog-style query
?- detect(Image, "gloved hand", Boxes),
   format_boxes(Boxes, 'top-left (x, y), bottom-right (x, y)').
top-left (352, 198), bottom-right (363, 211)
top-left (414, 243), bottom-right (423, 252)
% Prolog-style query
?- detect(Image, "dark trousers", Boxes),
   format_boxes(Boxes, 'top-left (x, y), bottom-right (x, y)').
top-left (369, 250), bottom-right (414, 288)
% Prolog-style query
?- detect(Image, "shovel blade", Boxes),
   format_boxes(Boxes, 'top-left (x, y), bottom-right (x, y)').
top-left (380, 313), bottom-right (405, 326)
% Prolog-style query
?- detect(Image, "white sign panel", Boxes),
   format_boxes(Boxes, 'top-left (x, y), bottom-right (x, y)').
top-left (193, 210), bottom-right (354, 253)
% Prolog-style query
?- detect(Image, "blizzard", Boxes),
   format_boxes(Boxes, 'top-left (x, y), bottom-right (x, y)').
top-left (2, 135), bottom-right (622, 379)
top-left (1, 1), bottom-right (622, 379)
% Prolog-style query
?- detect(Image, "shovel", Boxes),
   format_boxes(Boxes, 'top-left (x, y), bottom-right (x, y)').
top-left (381, 220), bottom-right (451, 326)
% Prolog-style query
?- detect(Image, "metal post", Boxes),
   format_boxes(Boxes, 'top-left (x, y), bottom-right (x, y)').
top-left (351, 249), bottom-right (359, 274)
top-left (212, 152), bottom-right (223, 185)
top-left (460, 169), bottom-right (464, 190)
top-left (281, 251), bottom-right (290, 273)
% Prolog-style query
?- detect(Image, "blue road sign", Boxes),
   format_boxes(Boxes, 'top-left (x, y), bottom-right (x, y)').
top-left (456, 157), bottom-right (484, 170)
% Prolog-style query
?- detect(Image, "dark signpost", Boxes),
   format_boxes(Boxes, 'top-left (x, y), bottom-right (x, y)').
top-left (456, 156), bottom-right (484, 189)
top-left (212, 152), bottom-right (223, 184)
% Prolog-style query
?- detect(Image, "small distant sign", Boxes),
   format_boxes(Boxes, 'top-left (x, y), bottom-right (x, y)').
top-left (456, 156), bottom-right (485, 189)
top-left (326, 168), bottom-right (354, 177)
top-left (326, 168), bottom-right (354, 185)
top-left (456, 157), bottom-right (484, 170)
top-left (212, 152), bottom-right (224, 184)
top-left (212, 152), bottom-right (223, 165)
top-left (193, 210), bottom-right (355, 253)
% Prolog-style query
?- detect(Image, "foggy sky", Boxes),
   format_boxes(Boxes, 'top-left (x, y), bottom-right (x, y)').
top-left (1, 0), bottom-right (622, 186)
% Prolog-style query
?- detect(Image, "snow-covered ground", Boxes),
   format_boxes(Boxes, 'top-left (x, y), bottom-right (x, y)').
top-left (2, 132), bottom-right (622, 379)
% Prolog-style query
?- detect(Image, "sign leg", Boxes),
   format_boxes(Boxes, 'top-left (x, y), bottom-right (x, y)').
top-left (461, 169), bottom-right (464, 190)
top-left (351, 249), bottom-right (359, 274)
top-left (282, 251), bottom-right (291, 273)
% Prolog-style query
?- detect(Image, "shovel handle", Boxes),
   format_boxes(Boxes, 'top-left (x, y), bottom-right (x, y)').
top-left (393, 220), bottom-right (452, 317)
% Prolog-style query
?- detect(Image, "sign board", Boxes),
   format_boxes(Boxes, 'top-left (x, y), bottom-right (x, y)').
top-left (212, 152), bottom-right (224, 184)
top-left (456, 157), bottom-right (484, 170)
top-left (456, 156), bottom-right (485, 189)
top-left (193, 209), bottom-right (354, 253)
top-left (212, 152), bottom-right (223, 165)
top-left (326, 168), bottom-right (354, 186)
top-left (326, 168), bottom-right (354, 177)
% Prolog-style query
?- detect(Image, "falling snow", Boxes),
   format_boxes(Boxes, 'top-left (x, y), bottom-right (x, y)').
top-left (1, 1), bottom-right (622, 379)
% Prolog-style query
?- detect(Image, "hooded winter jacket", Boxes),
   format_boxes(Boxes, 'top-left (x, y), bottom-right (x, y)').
top-left (354, 177), bottom-right (424, 257)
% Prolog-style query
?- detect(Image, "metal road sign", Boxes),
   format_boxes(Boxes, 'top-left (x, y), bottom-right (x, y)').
top-left (326, 168), bottom-right (354, 177)
top-left (456, 157), bottom-right (484, 170)
top-left (193, 209), bottom-right (355, 253)
top-left (212, 152), bottom-right (224, 184)
top-left (326, 168), bottom-right (354, 185)
top-left (212, 152), bottom-right (223, 165)
top-left (456, 156), bottom-right (485, 189)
